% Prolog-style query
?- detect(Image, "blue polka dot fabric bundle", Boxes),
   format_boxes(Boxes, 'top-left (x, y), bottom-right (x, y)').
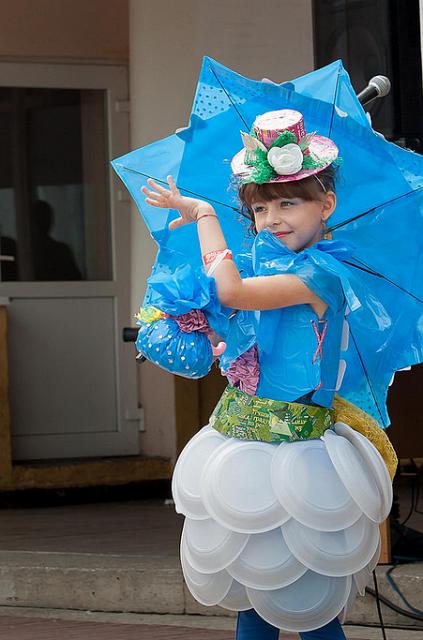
top-left (135, 259), bottom-right (230, 378)
top-left (136, 315), bottom-right (214, 378)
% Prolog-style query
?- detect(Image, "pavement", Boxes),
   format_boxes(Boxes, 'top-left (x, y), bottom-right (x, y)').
top-left (0, 607), bottom-right (422, 639)
top-left (0, 613), bottom-right (236, 639)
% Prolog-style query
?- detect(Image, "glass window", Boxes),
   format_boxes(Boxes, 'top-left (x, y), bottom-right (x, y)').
top-left (0, 88), bottom-right (111, 282)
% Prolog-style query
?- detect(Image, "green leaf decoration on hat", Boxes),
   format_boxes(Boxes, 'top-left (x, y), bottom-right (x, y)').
top-left (243, 147), bottom-right (277, 184)
top-left (301, 153), bottom-right (325, 170)
top-left (269, 130), bottom-right (297, 149)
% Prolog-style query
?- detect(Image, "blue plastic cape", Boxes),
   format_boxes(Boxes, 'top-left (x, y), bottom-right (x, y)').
top-left (113, 57), bottom-right (423, 428)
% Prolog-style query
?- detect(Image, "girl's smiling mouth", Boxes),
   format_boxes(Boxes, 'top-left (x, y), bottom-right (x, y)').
top-left (274, 231), bottom-right (292, 238)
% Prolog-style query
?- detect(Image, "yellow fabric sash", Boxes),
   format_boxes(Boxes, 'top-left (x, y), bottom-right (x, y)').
top-left (333, 393), bottom-right (398, 480)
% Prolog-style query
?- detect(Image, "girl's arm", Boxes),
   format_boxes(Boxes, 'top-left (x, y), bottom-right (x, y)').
top-left (194, 213), bottom-right (325, 313)
top-left (142, 177), bottom-right (326, 314)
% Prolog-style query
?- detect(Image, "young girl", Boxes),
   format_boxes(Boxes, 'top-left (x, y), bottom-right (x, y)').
top-left (140, 110), bottom-right (395, 640)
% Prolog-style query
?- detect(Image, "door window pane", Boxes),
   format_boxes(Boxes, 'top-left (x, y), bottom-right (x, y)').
top-left (0, 88), bottom-right (111, 282)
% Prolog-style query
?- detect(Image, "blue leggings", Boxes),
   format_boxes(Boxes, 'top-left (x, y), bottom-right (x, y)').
top-left (236, 610), bottom-right (346, 639)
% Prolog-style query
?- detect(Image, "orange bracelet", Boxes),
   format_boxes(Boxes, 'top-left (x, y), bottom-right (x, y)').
top-left (203, 249), bottom-right (233, 267)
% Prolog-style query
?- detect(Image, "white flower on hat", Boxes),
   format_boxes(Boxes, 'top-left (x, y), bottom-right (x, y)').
top-left (267, 144), bottom-right (304, 175)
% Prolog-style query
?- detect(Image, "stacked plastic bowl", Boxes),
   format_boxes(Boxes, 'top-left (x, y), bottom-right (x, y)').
top-left (172, 423), bottom-right (392, 632)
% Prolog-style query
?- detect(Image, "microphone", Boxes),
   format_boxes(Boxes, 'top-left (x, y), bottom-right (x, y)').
top-left (357, 75), bottom-right (391, 106)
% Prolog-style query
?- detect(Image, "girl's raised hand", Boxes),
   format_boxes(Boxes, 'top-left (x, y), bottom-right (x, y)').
top-left (141, 176), bottom-right (214, 230)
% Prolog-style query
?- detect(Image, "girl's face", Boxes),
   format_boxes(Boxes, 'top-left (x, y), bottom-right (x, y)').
top-left (251, 192), bottom-right (336, 252)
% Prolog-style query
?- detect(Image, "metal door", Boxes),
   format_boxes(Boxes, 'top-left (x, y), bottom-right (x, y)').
top-left (0, 61), bottom-right (139, 460)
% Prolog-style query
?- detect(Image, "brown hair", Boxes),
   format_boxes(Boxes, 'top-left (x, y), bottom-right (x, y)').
top-left (238, 164), bottom-right (338, 235)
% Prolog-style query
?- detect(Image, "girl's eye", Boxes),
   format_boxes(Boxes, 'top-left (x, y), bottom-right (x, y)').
top-left (280, 200), bottom-right (294, 207)
top-left (253, 206), bottom-right (265, 213)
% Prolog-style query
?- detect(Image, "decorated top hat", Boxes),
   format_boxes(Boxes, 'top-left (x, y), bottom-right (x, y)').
top-left (231, 109), bottom-right (338, 185)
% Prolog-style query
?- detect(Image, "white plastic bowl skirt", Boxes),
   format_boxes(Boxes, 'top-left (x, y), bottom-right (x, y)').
top-left (219, 579), bottom-right (252, 611)
top-left (334, 422), bottom-right (393, 521)
top-left (353, 537), bottom-right (381, 596)
top-left (322, 429), bottom-right (386, 523)
top-left (271, 439), bottom-right (362, 531)
top-left (227, 528), bottom-right (307, 589)
top-left (183, 517), bottom-right (250, 573)
top-left (282, 514), bottom-right (380, 577)
top-left (201, 439), bottom-right (290, 534)
top-left (171, 425), bottom-right (227, 519)
top-left (173, 422), bottom-right (389, 631)
top-left (247, 571), bottom-right (352, 632)
top-left (180, 530), bottom-right (233, 606)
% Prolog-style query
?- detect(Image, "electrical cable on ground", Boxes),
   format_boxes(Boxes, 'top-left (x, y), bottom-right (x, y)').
top-left (347, 622), bottom-right (423, 631)
top-left (386, 565), bottom-right (423, 617)
top-left (372, 571), bottom-right (387, 640)
top-left (366, 585), bottom-right (423, 622)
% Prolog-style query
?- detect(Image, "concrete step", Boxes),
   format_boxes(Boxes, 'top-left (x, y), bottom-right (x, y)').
top-left (0, 551), bottom-right (184, 614)
top-left (0, 550), bottom-right (421, 629)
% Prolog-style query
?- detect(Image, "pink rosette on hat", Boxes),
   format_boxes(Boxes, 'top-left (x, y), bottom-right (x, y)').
top-left (231, 109), bottom-right (338, 185)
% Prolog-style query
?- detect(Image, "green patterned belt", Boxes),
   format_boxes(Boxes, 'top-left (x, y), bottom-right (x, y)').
top-left (210, 385), bottom-right (334, 443)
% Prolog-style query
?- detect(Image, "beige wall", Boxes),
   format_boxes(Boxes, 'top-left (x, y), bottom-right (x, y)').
top-left (0, 0), bottom-right (128, 61)
top-left (129, 0), bottom-right (314, 460)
